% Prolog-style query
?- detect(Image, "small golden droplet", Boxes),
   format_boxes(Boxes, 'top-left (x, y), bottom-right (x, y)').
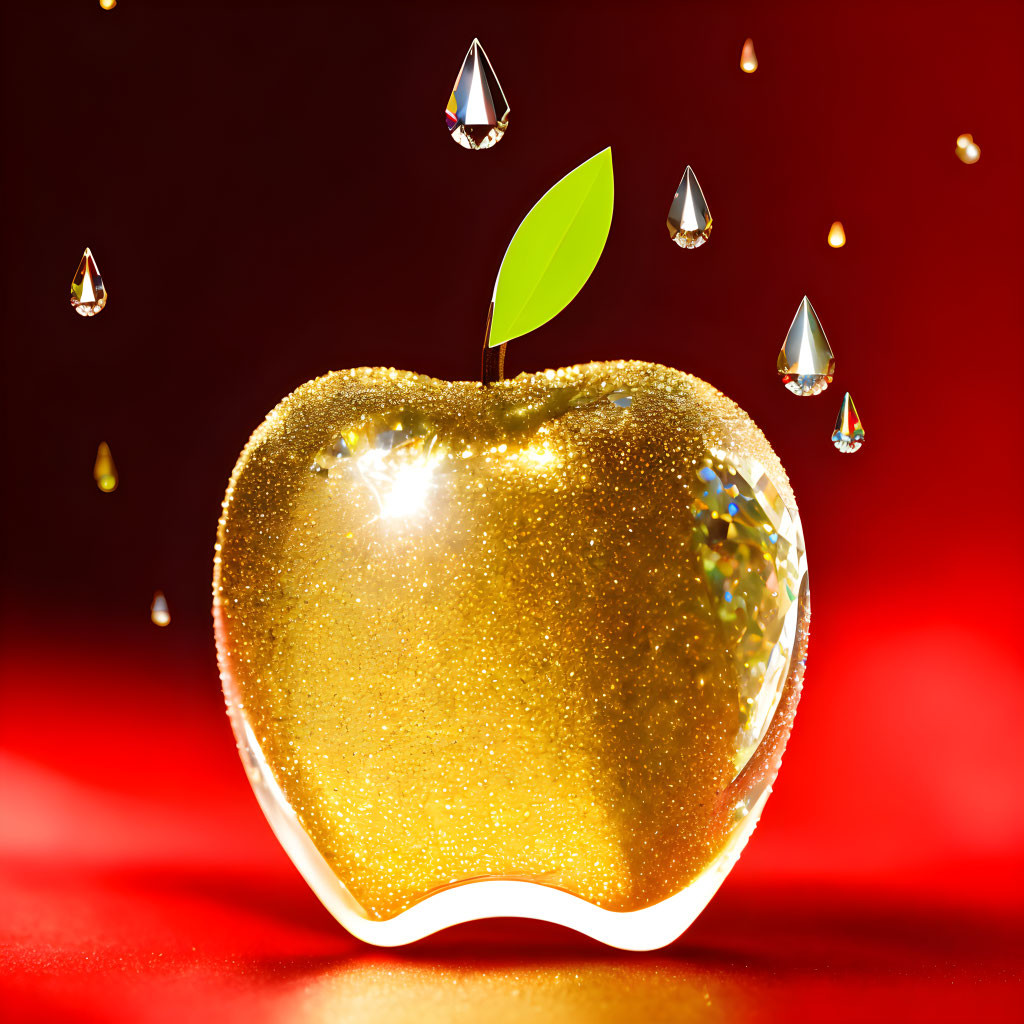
top-left (827, 221), bottom-right (846, 248)
top-left (740, 38), bottom-right (758, 73)
top-left (832, 392), bottom-right (865, 453)
top-left (93, 442), bottom-right (118, 492)
top-left (777, 296), bottom-right (836, 396)
top-left (70, 247), bottom-right (108, 317)
top-left (99, 0), bottom-right (117, 9)
top-left (151, 590), bottom-right (171, 626)
top-left (955, 133), bottom-right (980, 164)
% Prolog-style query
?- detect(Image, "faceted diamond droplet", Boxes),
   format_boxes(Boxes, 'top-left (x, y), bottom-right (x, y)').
top-left (691, 450), bottom-right (806, 774)
top-left (827, 220), bottom-right (846, 247)
top-left (955, 133), bottom-right (980, 164)
top-left (777, 296), bottom-right (836, 396)
top-left (93, 441), bottom-right (117, 492)
top-left (70, 247), bottom-right (107, 317)
top-left (832, 392), bottom-right (865, 453)
top-left (151, 590), bottom-right (171, 626)
top-left (667, 166), bottom-right (712, 249)
top-left (740, 38), bottom-right (758, 72)
top-left (445, 38), bottom-right (509, 150)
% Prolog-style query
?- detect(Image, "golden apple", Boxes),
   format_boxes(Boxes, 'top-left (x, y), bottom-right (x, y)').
top-left (213, 360), bottom-right (808, 950)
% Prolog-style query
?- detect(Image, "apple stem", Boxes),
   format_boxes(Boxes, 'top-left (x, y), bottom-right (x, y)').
top-left (480, 302), bottom-right (505, 385)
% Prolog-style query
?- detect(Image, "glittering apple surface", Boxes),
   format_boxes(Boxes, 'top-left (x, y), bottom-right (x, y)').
top-left (213, 361), bottom-right (809, 947)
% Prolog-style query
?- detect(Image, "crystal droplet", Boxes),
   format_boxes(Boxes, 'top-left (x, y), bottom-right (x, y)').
top-left (955, 133), bottom-right (980, 164)
top-left (667, 166), bottom-right (712, 249)
top-left (777, 296), bottom-right (836, 396)
top-left (827, 221), bottom-right (846, 247)
top-left (70, 247), bottom-right (107, 317)
top-left (445, 38), bottom-right (509, 150)
top-left (151, 590), bottom-right (171, 626)
top-left (740, 38), bottom-right (758, 72)
top-left (93, 442), bottom-right (117, 492)
top-left (832, 391), bottom-right (865, 453)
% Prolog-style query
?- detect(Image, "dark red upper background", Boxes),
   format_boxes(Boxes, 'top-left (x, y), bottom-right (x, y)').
top-left (1, 1), bottom-right (1022, 1021)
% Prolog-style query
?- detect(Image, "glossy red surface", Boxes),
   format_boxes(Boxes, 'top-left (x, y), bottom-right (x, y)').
top-left (2, 622), bottom-right (1021, 1022)
top-left (1, 0), bottom-right (1023, 1020)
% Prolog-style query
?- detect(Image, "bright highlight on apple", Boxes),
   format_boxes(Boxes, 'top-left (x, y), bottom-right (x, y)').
top-left (353, 447), bottom-right (440, 521)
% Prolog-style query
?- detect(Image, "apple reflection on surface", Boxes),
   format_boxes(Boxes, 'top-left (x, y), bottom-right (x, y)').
top-left (282, 960), bottom-right (742, 1024)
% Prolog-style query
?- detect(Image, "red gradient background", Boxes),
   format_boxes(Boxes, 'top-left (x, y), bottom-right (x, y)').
top-left (2, 1), bottom-right (1022, 1021)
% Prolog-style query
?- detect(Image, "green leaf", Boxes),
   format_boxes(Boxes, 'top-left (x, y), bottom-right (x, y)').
top-left (489, 148), bottom-right (613, 347)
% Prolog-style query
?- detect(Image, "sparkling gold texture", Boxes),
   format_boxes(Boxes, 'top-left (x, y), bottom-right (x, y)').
top-left (70, 247), bottom-right (107, 317)
top-left (667, 167), bottom-right (712, 248)
top-left (445, 38), bottom-right (509, 150)
top-left (777, 296), bottom-right (836, 396)
top-left (214, 362), bottom-right (808, 927)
